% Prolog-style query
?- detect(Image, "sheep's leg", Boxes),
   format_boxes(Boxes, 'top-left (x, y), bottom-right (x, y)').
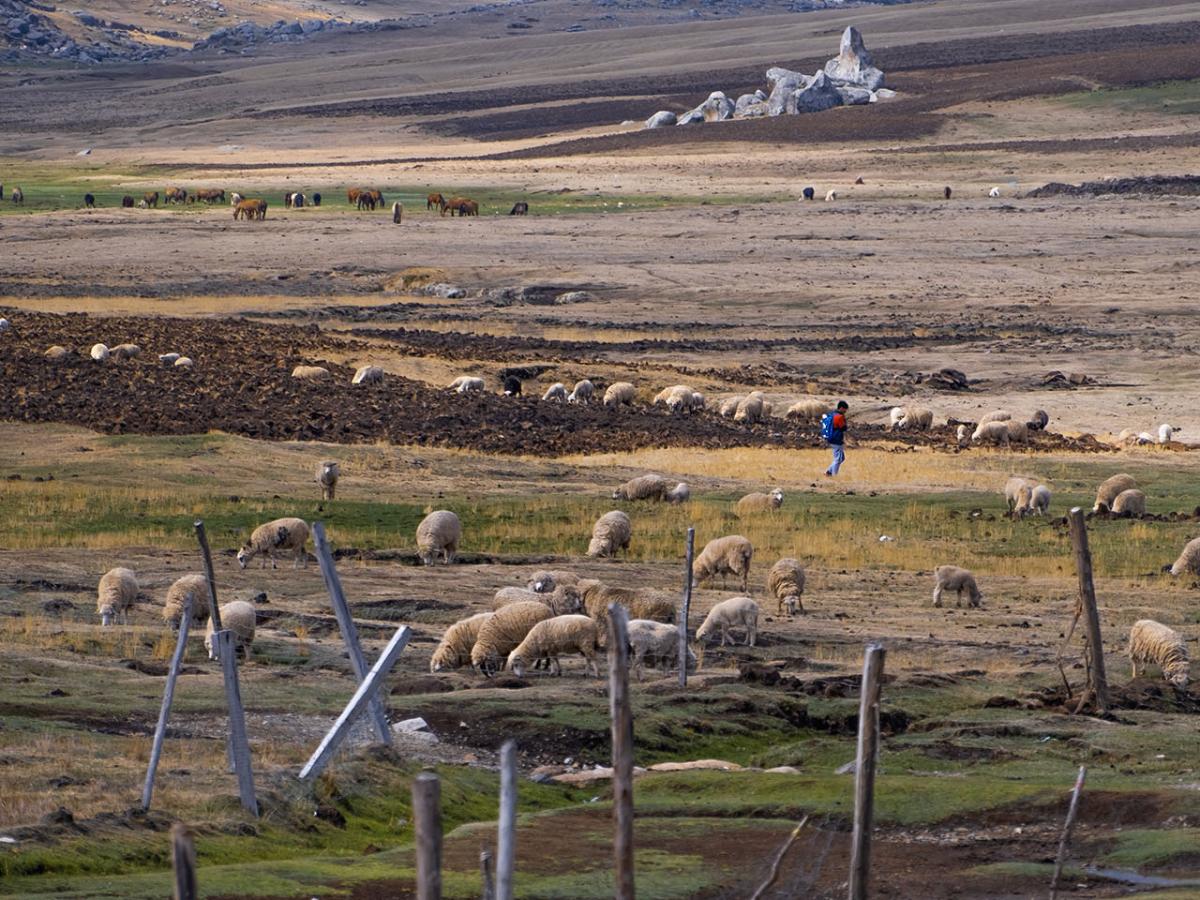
top-left (1130, 655), bottom-right (1142, 678)
top-left (720, 626), bottom-right (731, 647)
top-left (550, 656), bottom-right (562, 676)
top-left (747, 621), bottom-right (757, 647)
top-left (796, 595), bottom-right (805, 615)
top-left (932, 584), bottom-right (943, 608)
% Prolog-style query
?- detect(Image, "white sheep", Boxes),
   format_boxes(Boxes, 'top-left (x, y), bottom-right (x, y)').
top-left (111, 343), bottom-right (141, 360)
top-left (696, 596), bottom-right (759, 647)
top-left (626, 619), bottom-right (691, 680)
top-left (603, 382), bottom-right (636, 408)
top-left (1111, 489), bottom-right (1146, 518)
top-left (90, 343), bottom-right (110, 362)
top-left (1159, 424), bottom-right (1176, 444)
top-left (988, 186), bottom-right (1001, 198)
top-left (352, 365), bottom-right (384, 385)
top-left (767, 558), bottom-right (805, 615)
top-left (1129, 619), bottom-right (1189, 688)
top-left (158, 353), bottom-right (181, 365)
top-left (734, 392), bottom-right (766, 424)
top-left (786, 398), bottom-right (826, 423)
top-left (174, 357), bottom-right (194, 369)
top-left (506, 615), bottom-right (601, 677)
top-left (237, 517), bottom-right (310, 569)
top-left (932, 565), bottom-right (982, 608)
top-left (1005, 420), bottom-right (1029, 444)
top-left (492, 584), bottom-right (582, 615)
top-left (1015, 484), bottom-right (1051, 517)
top-left (1004, 476), bottom-right (1037, 512)
top-left (416, 510), bottom-right (461, 565)
top-left (430, 612), bottom-right (493, 672)
top-left (653, 385), bottom-right (701, 415)
top-left (824, 189), bottom-right (837, 202)
top-left (542, 383), bottom-right (567, 402)
top-left (971, 421), bottom-right (1010, 446)
top-left (719, 395), bottom-right (745, 418)
top-left (316, 461), bottom-right (340, 500)
top-left (888, 407), bottom-right (905, 430)
top-left (1093, 474), bottom-right (1137, 513)
top-left (470, 600), bottom-right (555, 676)
top-left (955, 424), bottom-right (968, 446)
top-left (291, 365), bottom-right (330, 380)
top-left (204, 600), bottom-right (257, 660)
top-left (162, 574), bottom-right (211, 631)
top-left (448, 375), bottom-right (485, 393)
top-left (736, 489), bottom-right (783, 517)
top-left (895, 406), bottom-right (933, 431)
top-left (612, 474), bottom-right (670, 501)
top-left (1169, 537), bottom-right (1200, 577)
top-left (96, 567), bottom-right (138, 626)
top-left (587, 510), bottom-right (632, 558)
top-left (567, 380), bottom-right (594, 404)
top-left (692, 534), bottom-right (753, 592)
top-left (666, 482), bottom-right (690, 504)
top-left (527, 570), bottom-right (580, 593)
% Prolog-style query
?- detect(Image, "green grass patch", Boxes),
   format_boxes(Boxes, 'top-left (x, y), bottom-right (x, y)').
top-left (1057, 79), bottom-right (1200, 116)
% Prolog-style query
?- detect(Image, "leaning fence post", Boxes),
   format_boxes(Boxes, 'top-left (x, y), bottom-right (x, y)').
top-left (1068, 508), bottom-right (1109, 714)
top-left (1049, 766), bottom-right (1088, 900)
top-left (413, 771), bottom-right (443, 900)
top-left (608, 603), bottom-right (635, 900)
top-left (678, 526), bottom-right (695, 687)
top-left (848, 643), bottom-right (885, 900)
top-left (143, 597), bottom-right (192, 810)
top-left (216, 629), bottom-right (258, 816)
top-left (311, 522), bottom-right (392, 744)
top-left (170, 822), bottom-right (198, 900)
top-left (193, 520), bottom-right (223, 632)
top-left (496, 740), bottom-right (517, 900)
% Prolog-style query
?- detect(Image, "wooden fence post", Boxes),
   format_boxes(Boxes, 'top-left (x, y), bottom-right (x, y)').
top-left (193, 520), bottom-right (223, 631)
top-left (413, 771), bottom-right (442, 900)
top-left (848, 643), bottom-right (885, 900)
top-left (608, 603), bottom-right (635, 900)
top-left (216, 629), bottom-right (258, 816)
top-left (143, 598), bottom-right (192, 810)
top-left (496, 740), bottom-right (517, 900)
top-left (1068, 508), bottom-right (1109, 714)
top-left (678, 526), bottom-right (695, 687)
top-left (1049, 766), bottom-right (1088, 900)
top-left (170, 822), bottom-right (198, 900)
top-left (311, 522), bottom-right (392, 744)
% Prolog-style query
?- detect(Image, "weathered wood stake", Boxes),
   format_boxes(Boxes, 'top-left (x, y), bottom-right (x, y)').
top-left (1068, 508), bottom-right (1109, 715)
top-left (496, 739), bottom-right (517, 900)
top-left (216, 628), bottom-right (258, 816)
top-left (143, 598), bottom-right (192, 810)
top-left (607, 603), bottom-right (635, 900)
top-left (1050, 766), bottom-right (1088, 900)
top-left (311, 522), bottom-right (392, 743)
top-left (480, 849), bottom-right (494, 900)
top-left (413, 771), bottom-right (443, 900)
top-left (678, 526), bottom-right (695, 687)
top-left (193, 519), bottom-right (223, 631)
top-left (170, 822), bottom-right (198, 900)
top-left (849, 643), bottom-right (886, 900)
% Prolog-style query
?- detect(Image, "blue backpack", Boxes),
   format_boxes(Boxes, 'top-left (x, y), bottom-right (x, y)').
top-left (820, 411), bottom-right (838, 442)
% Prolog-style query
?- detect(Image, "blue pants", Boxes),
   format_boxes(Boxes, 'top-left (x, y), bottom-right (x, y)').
top-left (826, 444), bottom-right (845, 476)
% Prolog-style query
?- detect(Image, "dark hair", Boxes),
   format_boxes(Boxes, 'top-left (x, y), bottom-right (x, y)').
top-left (836, 400), bottom-right (849, 410)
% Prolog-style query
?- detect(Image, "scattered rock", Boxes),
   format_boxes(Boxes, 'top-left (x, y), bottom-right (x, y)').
top-left (393, 716), bottom-right (430, 734)
top-left (644, 110), bottom-right (676, 129)
top-left (647, 759), bottom-right (743, 772)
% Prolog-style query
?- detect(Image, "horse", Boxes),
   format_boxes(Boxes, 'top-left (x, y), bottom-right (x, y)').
top-left (143, 191), bottom-right (159, 208)
top-left (509, 201), bottom-right (528, 216)
top-left (12, 187), bottom-right (23, 204)
top-left (458, 200), bottom-right (479, 217)
top-left (84, 193), bottom-right (95, 208)
top-left (427, 192), bottom-right (445, 210)
top-left (121, 195), bottom-right (134, 208)
top-left (347, 188), bottom-right (363, 206)
top-left (441, 196), bottom-right (468, 217)
top-left (943, 186), bottom-right (952, 200)
top-left (312, 193), bottom-right (321, 207)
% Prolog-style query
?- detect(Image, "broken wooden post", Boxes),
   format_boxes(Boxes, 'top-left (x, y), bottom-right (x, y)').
top-left (1050, 766), bottom-right (1088, 900)
top-left (170, 822), bottom-right (198, 900)
top-left (311, 522), bottom-right (391, 744)
top-left (216, 628), bottom-right (258, 816)
top-left (678, 526), bottom-right (695, 687)
top-left (1068, 508), bottom-right (1109, 714)
top-left (848, 643), bottom-right (885, 900)
top-left (142, 597), bottom-right (193, 810)
top-left (413, 771), bottom-right (442, 900)
top-left (607, 602), bottom-right (635, 900)
top-left (299, 624), bottom-right (411, 780)
top-left (496, 739), bottom-right (517, 900)
top-left (193, 520), bottom-right (223, 631)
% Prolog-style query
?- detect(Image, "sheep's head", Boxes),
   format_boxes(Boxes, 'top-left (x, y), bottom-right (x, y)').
top-left (610, 489), bottom-right (622, 500)
top-left (99, 605), bottom-right (114, 627)
top-left (507, 652), bottom-right (527, 678)
top-left (558, 587), bottom-right (583, 614)
top-left (782, 595), bottom-right (798, 616)
top-left (770, 489), bottom-right (784, 507)
top-left (1166, 663), bottom-right (1190, 690)
top-left (236, 545), bottom-right (253, 569)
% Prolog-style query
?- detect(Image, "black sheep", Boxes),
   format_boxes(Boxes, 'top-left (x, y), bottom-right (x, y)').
top-left (503, 375), bottom-right (522, 396)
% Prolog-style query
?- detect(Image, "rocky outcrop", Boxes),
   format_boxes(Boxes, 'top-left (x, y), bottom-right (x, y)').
top-left (823, 26), bottom-right (885, 91)
top-left (645, 110), bottom-right (677, 129)
top-left (791, 72), bottom-right (841, 114)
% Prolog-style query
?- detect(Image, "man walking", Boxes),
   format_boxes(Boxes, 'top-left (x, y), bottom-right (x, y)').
top-left (821, 401), bottom-right (849, 477)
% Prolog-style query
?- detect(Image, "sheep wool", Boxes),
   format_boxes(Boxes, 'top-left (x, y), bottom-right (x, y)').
top-left (493, 585), bottom-right (582, 615)
top-left (1111, 489), bottom-right (1146, 518)
top-left (767, 558), bottom-right (805, 615)
top-left (430, 612), bottom-right (493, 672)
top-left (895, 406), bottom-right (933, 431)
top-left (1170, 536), bottom-right (1200, 577)
top-left (1129, 619), bottom-right (1189, 688)
top-left (736, 490), bottom-right (784, 517)
top-left (204, 600), bottom-right (257, 660)
top-left (666, 482), bottom-right (690, 504)
top-left (587, 510), bottom-right (632, 558)
top-left (448, 375), bottom-right (485, 393)
top-left (1004, 476), bottom-right (1037, 512)
top-left (417, 510), bottom-right (462, 565)
top-left (612, 474), bottom-right (670, 502)
top-left (542, 383), bottom-right (567, 402)
top-left (786, 398), bottom-right (826, 423)
top-left (238, 517), bottom-right (310, 569)
top-left (734, 392), bottom-right (766, 424)
top-left (696, 596), bottom-right (760, 647)
top-left (567, 380), bottom-right (594, 404)
top-left (162, 574), bottom-right (211, 631)
top-left (971, 421), bottom-right (1010, 446)
top-left (470, 601), bottom-right (554, 675)
top-left (1093, 474), bottom-right (1137, 513)
top-left (89, 343), bottom-right (110, 361)
top-left (978, 410), bottom-right (1012, 426)
top-left (527, 570), bottom-right (581, 594)
top-left (932, 565), bottom-right (982, 608)
top-left (506, 615), bottom-right (602, 677)
top-left (692, 535), bottom-right (753, 593)
top-left (626, 619), bottom-right (692, 680)
top-left (97, 567), bottom-right (138, 626)
top-left (352, 365), bottom-right (384, 385)
top-left (316, 461), bottom-right (340, 500)
top-left (291, 365), bottom-right (330, 380)
top-left (719, 395), bottom-right (745, 418)
top-left (603, 382), bottom-right (636, 408)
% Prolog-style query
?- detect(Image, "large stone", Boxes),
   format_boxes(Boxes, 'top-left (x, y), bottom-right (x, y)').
top-left (645, 110), bottom-right (676, 129)
top-left (675, 108), bottom-right (705, 126)
top-left (836, 86), bottom-right (873, 106)
top-left (765, 67), bottom-right (810, 116)
top-left (824, 26), bottom-right (885, 91)
top-left (790, 71), bottom-right (842, 114)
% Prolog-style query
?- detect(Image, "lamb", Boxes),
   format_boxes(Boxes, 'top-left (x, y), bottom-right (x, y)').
top-left (612, 474), bottom-right (670, 501)
top-left (955, 424), bottom-right (968, 446)
top-left (316, 461), bottom-right (340, 500)
top-left (237, 517), bottom-right (310, 569)
top-left (695, 596), bottom-right (759, 647)
top-left (692, 535), bottom-right (753, 593)
top-left (492, 584), bottom-right (582, 615)
top-left (1015, 484), bottom-right (1051, 518)
top-left (767, 558), bottom-right (805, 615)
top-left (587, 510), bottom-right (631, 558)
top-left (1111, 489), bottom-right (1146, 518)
top-left (506, 615), bottom-right (601, 677)
top-left (1029, 485), bottom-right (1051, 516)
top-left (291, 365), bottom-right (330, 380)
top-left (96, 567), bottom-right (138, 626)
top-left (932, 565), bottom-right (982, 608)
top-left (888, 407), bottom-right (905, 430)
top-left (1159, 424), bottom-right (1175, 444)
top-left (1169, 537), bottom-right (1200, 577)
top-left (567, 380), bottom-right (595, 404)
top-left (470, 600), bottom-right (555, 675)
top-left (825, 189), bottom-right (838, 202)
top-left (430, 612), bottom-right (494, 672)
top-left (785, 398), bottom-right (826, 423)
top-left (528, 570), bottom-right (580, 593)
top-left (603, 382), bottom-right (636, 408)
top-left (1128, 619), bottom-right (1189, 688)
top-left (626, 619), bottom-right (692, 680)
top-left (719, 396), bottom-right (745, 418)
top-left (417, 510), bottom-right (462, 565)
top-left (503, 375), bottom-right (522, 396)
top-left (736, 489), bottom-right (784, 517)
top-left (90, 343), bottom-right (110, 362)
top-left (734, 392), bottom-right (766, 424)
top-left (989, 186), bottom-right (1001, 198)
top-left (1027, 410), bottom-right (1049, 431)
top-left (111, 343), bottom-right (141, 360)
top-left (448, 376), bottom-right (485, 393)
top-left (1093, 474), bottom-right (1137, 513)
top-left (162, 574), bottom-right (211, 631)
top-left (203, 600), bottom-right (257, 660)
top-left (542, 383), bottom-right (567, 402)
top-left (894, 406), bottom-right (933, 431)
top-left (352, 365), bottom-right (384, 385)
top-left (971, 421), bottom-right (1010, 446)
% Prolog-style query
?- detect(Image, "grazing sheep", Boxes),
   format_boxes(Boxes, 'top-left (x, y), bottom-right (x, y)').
top-left (430, 612), bottom-right (493, 672)
top-left (1116, 430), bottom-right (1140, 447)
top-left (1027, 410), bottom-right (1049, 431)
top-left (736, 489), bottom-right (784, 517)
top-left (449, 375), bottom-right (485, 394)
top-left (1129, 619), bottom-right (1189, 688)
top-left (352, 365), bottom-right (384, 385)
top-left (932, 565), bottom-right (982, 608)
top-left (824, 189), bottom-right (837, 202)
top-left (528, 570), bottom-right (580, 594)
top-left (417, 510), bottom-right (462, 565)
top-left (1029, 485), bottom-right (1051, 516)
top-left (89, 343), bottom-right (110, 362)
top-left (1004, 476), bottom-right (1038, 512)
top-left (696, 596), bottom-right (759, 647)
top-left (1005, 420), bottom-right (1030, 444)
top-left (734, 392), bottom-right (767, 424)
top-left (111, 343), bottom-right (141, 360)
top-left (612, 474), bottom-right (670, 502)
top-left (1112, 489), bottom-right (1146, 518)
top-left (507, 615), bottom-right (601, 677)
top-left (895, 406), bottom-right (933, 431)
top-left (767, 558), bottom-right (805, 615)
top-left (470, 600), bottom-right (555, 676)
top-left (653, 385), bottom-right (700, 414)
top-left (626, 619), bottom-right (692, 680)
top-left (578, 580), bottom-right (675, 640)
top-left (587, 510), bottom-right (632, 558)
top-left (291, 365), bottom-right (330, 380)
top-left (567, 380), bottom-right (595, 404)
top-left (888, 407), bottom-right (905, 430)
top-left (162, 574), bottom-right (211, 631)
top-left (392, 201), bottom-right (403, 224)
top-left (174, 357), bottom-right (194, 369)
top-left (237, 517), bottom-right (310, 569)
top-left (502, 375), bottom-right (522, 396)
top-left (971, 421), bottom-right (1010, 446)
top-left (1159, 424), bottom-right (1175, 444)
top-left (989, 186), bottom-right (1001, 198)
top-left (603, 382), bottom-right (636, 408)
top-left (785, 398), bottom-right (826, 423)
top-left (203, 600), bottom-right (257, 660)
top-left (492, 584), bottom-right (582, 616)
top-left (1169, 537), bottom-right (1200, 577)
top-left (96, 567), bottom-right (138, 626)
top-left (316, 461), bottom-right (340, 500)
top-left (158, 353), bottom-right (181, 365)
top-left (1094, 474), bottom-right (1137, 513)
top-left (720, 396), bottom-right (745, 418)
top-left (666, 482), bottom-right (690, 504)
top-left (692, 535), bottom-right (753, 593)
top-left (45, 346), bottom-right (69, 362)
top-left (1015, 484), bottom-right (1051, 518)
top-left (542, 383), bottom-right (567, 402)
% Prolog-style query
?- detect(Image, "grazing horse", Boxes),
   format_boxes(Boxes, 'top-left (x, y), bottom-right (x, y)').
top-left (347, 188), bottom-right (363, 206)
top-left (143, 191), bottom-right (159, 208)
top-left (457, 200), bottom-right (479, 217)
top-left (427, 192), bottom-right (445, 210)
top-left (441, 195), bottom-right (468, 216)
top-left (121, 195), bottom-right (134, 208)
top-left (164, 187), bottom-right (187, 204)
top-left (369, 189), bottom-right (384, 208)
top-left (234, 199), bottom-right (268, 220)
top-left (509, 201), bottom-right (528, 216)
top-left (392, 201), bottom-right (403, 224)
top-left (357, 192), bottom-right (375, 211)
top-left (12, 186), bottom-right (23, 204)
top-left (284, 192), bottom-right (294, 209)
top-left (292, 193), bottom-right (304, 208)
top-left (84, 193), bottom-right (95, 208)
top-left (312, 192), bottom-right (321, 207)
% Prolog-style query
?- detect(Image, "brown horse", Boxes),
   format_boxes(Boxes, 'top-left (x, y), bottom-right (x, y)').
top-left (143, 191), bottom-right (159, 208)
top-left (427, 192), bottom-right (445, 210)
top-left (441, 195), bottom-right (468, 216)
top-left (347, 188), bottom-right (363, 206)
top-left (457, 200), bottom-right (479, 217)
top-left (233, 199), bottom-right (268, 221)
top-left (164, 187), bottom-right (187, 204)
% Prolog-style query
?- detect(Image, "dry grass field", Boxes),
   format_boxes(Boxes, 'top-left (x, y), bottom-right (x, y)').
top-left (4, 0), bottom-right (1200, 896)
